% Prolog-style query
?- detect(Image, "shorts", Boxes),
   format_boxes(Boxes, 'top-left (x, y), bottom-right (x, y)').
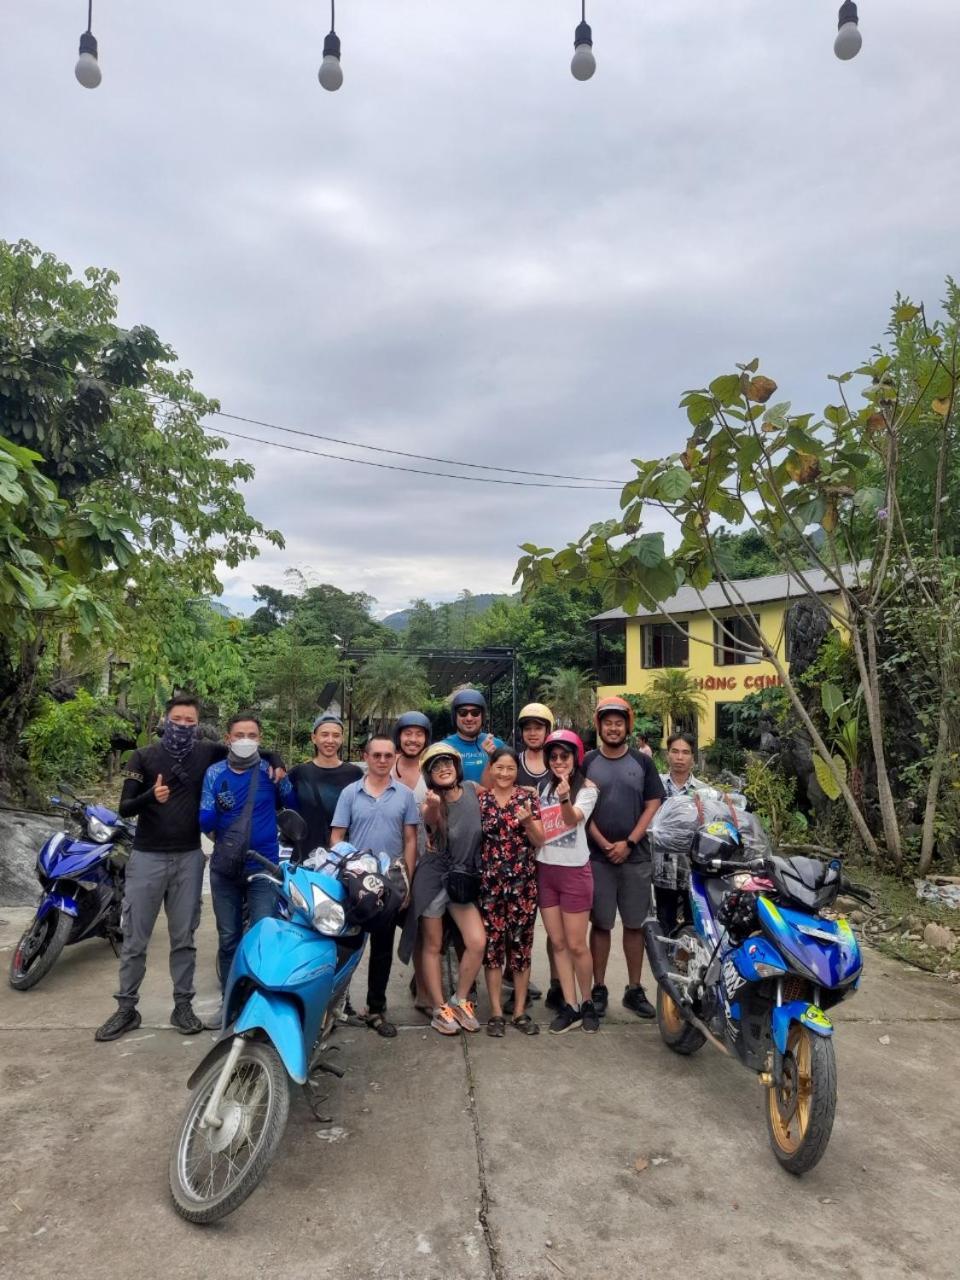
top-left (422, 888), bottom-right (450, 919)
top-left (590, 857), bottom-right (653, 930)
top-left (537, 862), bottom-right (594, 914)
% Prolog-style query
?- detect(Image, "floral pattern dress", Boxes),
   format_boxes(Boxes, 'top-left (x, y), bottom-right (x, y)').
top-left (478, 787), bottom-right (541, 971)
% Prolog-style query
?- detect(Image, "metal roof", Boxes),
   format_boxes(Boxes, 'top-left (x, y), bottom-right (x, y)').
top-left (589, 564), bottom-right (862, 625)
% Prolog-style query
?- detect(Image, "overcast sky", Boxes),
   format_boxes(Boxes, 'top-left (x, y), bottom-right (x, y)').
top-left (4, 2), bottom-right (958, 615)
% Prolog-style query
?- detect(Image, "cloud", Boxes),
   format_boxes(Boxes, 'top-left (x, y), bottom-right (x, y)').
top-left (3, 1), bottom-right (958, 614)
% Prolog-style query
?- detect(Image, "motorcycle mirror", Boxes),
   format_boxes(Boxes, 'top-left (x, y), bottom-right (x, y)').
top-left (277, 809), bottom-right (308, 847)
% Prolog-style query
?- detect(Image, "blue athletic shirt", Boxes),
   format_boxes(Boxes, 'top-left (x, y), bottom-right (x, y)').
top-left (199, 759), bottom-right (296, 869)
top-left (442, 732), bottom-right (505, 784)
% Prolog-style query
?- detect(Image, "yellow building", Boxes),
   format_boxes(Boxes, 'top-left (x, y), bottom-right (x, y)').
top-left (591, 568), bottom-right (848, 747)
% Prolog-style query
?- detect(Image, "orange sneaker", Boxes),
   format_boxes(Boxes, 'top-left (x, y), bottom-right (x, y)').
top-left (431, 1004), bottom-right (460, 1036)
top-left (449, 997), bottom-right (480, 1032)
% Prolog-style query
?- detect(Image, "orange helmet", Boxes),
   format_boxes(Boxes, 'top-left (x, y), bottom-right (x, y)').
top-left (594, 695), bottom-right (634, 734)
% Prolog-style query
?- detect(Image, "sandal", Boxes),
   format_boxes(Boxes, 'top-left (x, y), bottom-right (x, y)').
top-left (511, 1014), bottom-right (540, 1036)
top-left (486, 1015), bottom-right (506, 1038)
top-left (365, 1012), bottom-right (398, 1039)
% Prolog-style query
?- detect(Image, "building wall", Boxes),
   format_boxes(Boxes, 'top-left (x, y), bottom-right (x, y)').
top-left (598, 597), bottom-right (832, 747)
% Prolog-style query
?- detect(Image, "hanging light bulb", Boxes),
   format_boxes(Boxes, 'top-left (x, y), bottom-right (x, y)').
top-left (571, 1), bottom-right (596, 81)
top-left (834, 0), bottom-right (862, 61)
top-left (318, 0), bottom-right (343, 91)
top-left (75, 0), bottom-right (101, 88)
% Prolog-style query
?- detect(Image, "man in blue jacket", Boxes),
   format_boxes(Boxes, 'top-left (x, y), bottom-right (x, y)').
top-left (200, 712), bottom-right (295, 1020)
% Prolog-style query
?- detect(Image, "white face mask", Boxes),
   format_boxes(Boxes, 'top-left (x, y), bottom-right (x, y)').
top-left (230, 737), bottom-right (260, 760)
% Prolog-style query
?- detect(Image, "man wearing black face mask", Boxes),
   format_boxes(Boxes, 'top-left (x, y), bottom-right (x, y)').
top-left (94, 694), bottom-right (284, 1042)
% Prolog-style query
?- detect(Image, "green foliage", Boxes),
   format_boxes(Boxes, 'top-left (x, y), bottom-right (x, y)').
top-left (744, 756), bottom-right (808, 846)
top-left (251, 630), bottom-right (339, 761)
top-left (643, 669), bottom-right (708, 737)
top-left (620, 693), bottom-right (663, 745)
top-left (24, 690), bottom-right (130, 786)
top-left (702, 739), bottom-right (747, 776)
top-left (352, 652), bottom-right (430, 733)
top-left (538, 667), bottom-right (597, 731)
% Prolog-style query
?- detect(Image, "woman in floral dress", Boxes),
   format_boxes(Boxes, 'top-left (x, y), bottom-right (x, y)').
top-left (478, 747), bottom-right (545, 1036)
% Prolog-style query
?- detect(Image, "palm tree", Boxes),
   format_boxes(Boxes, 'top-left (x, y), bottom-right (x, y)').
top-left (353, 653), bottom-right (429, 733)
top-left (540, 668), bottom-right (597, 730)
top-left (644, 669), bottom-right (708, 740)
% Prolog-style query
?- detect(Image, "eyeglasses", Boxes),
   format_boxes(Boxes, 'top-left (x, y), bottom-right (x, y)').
top-left (367, 751), bottom-right (394, 760)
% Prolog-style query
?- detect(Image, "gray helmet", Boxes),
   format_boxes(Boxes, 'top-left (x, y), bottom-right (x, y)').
top-left (450, 688), bottom-right (487, 714)
top-left (393, 711), bottom-right (432, 749)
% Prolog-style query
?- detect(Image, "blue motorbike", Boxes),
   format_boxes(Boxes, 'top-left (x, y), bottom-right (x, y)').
top-left (168, 811), bottom-right (400, 1223)
top-left (9, 786), bottom-right (133, 991)
top-left (643, 819), bottom-right (871, 1175)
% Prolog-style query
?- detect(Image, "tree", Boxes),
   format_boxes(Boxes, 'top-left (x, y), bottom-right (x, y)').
top-left (352, 653), bottom-right (429, 733)
top-left (516, 284), bottom-right (960, 867)
top-left (539, 668), bottom-right (596, 731)
top-left (0, 239), bottom-right (282, 791)
top-left (251, 630), bottom-right (338, 760)
top-left (283, 572), bottom-right (393, 650)
top-left (643, 670), bottom-right (708, 740)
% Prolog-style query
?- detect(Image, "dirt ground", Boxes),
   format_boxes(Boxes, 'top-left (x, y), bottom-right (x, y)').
top-left (1, 901), bottom-right (959, 1280)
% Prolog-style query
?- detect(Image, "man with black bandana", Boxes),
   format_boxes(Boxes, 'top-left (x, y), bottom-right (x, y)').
top-left (94, 694), bottom-right (284, 1043)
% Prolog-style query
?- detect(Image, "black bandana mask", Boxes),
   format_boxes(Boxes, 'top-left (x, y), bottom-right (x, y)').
top-left (161, 720), bottom-right (198, 760)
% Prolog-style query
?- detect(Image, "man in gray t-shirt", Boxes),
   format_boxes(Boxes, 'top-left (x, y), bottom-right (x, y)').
top-left (584, 698), bottom-right (665, 1020)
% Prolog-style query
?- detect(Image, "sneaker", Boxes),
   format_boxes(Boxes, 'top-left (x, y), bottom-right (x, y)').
top-left (545, 981), bottom-right (564, 1012)
top-left (544, 981), bottom-right (564, 1013)
top-left (431, 1004), bottom-right (461, 1036)
top-left (204, 1003), bottom-right (224, 1031)
top-left (549, 1003), bottom-right (583, 1035)
top-left (580, 1000), bottom-right (600, 1033)
top-left (94, 1006), bottom-right (141, 1042)
top-left (591, 983), bottom-right (609, 1017)
top-left (623, 984), bottom-right (656, 1019)
top-left (171, 1001), bottom-right (203, 1035)
top-left (448, 996), bottom-right (481, 1032)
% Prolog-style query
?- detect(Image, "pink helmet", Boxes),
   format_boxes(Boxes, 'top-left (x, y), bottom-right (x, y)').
top-left (543, 729), bottom-right (585, 769)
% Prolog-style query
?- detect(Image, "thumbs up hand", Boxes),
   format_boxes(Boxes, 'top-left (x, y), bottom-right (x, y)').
top-left (153, 773), bottom-right (171, 804)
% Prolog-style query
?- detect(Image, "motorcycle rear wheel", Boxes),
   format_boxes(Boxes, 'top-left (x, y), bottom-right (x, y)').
top-left (766, 1024), bottom-right (837, 1175)
top-left (655, 926), bottom-right (706, 1055)
top-left (169, 1039), bottom-right (290, 1223)
top-left (9, 910), bottom-right (73, 990)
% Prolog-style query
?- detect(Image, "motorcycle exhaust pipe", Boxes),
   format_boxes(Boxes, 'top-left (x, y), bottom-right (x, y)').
top-left (641, 917), bottom-right (729, 1056)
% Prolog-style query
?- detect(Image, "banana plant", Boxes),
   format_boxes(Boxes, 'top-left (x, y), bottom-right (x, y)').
top-left (814, 681), bottom-right (862, 804)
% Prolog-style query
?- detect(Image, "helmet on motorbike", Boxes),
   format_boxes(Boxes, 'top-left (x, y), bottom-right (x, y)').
top-left (419, 742), bottom-right (464, 783)
top-left (450, 688), bottom-right (487, 715)
top-left (393, 711), bottom-right (432, 750)
top-left (691, 818), bottom-right (742, 869)
top-left (518, 702), bottom-right (555, 732)
top-left (594, 695), bottom-right (635, 734)
top-left (341, 861), bottom-right (404, 928)
top-left (543, 729), bottom-right (585, 769)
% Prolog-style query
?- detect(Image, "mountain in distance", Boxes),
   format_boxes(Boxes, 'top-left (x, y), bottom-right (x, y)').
top-left (381, 592), bottom-right (513, 633)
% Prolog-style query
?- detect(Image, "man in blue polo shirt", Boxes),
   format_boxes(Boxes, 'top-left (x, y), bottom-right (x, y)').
top-left (443, 688), bottom-right (504, 783)
top-left (330, 734), bottom-right (419, 1038)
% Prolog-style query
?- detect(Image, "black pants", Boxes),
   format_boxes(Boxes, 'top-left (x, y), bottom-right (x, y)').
top-left (655, 886), bottom-right (690, 935)
top-left (366, 915), bottom-right (398, 1015)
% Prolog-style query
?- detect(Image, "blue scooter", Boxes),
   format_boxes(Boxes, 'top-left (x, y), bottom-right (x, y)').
top-left (9, 785), bottom-right (133, 991)
top-left (168, 811), bottom-right (399, 1224)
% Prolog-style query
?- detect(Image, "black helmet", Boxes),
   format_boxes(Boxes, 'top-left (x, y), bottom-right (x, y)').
top-left (393, 711), bottom-right (432, 749)
top-left (450, 688), bottom-right (486, 714)
top-left (691, 818), bottom-right (742, 869)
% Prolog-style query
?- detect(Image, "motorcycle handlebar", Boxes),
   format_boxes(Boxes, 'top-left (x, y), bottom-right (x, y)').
top-left (248, 851), bottom-right (284, 881)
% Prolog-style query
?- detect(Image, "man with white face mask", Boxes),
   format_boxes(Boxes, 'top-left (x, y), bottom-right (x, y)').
top-left (200, 712), bottom-right (295, 1017)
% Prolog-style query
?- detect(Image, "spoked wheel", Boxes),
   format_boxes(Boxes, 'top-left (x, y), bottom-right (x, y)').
top-left (766, 1023), bottom-right (837, 1175)
top-left (656, 927), bottom-right (706, 1055)
top-left (169, 1039), bottom-right (290, 1223)
top-left (9, 911), bottom-right (73, 990)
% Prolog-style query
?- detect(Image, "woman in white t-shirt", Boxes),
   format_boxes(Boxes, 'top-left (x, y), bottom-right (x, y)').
top-left (536, 731), bottom-right (599, 1034)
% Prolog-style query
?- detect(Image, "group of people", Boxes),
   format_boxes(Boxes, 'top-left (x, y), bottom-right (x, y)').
top-left (94, 688), bottom-right (705, 1044)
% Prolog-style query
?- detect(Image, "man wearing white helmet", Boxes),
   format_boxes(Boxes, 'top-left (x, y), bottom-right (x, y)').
top-left (442, 688), bottom-right (504, 784)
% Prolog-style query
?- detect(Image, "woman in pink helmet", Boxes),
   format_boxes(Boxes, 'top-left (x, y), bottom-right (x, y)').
top-left (536, 731), bottom-right (600, 1034)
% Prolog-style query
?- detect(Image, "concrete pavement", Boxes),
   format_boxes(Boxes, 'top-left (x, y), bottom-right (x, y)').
top-left (1, 902), bottom-right (959, 1280)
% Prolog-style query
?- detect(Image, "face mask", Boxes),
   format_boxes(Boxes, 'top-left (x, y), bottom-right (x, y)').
top-left (161, 720), bottom-right (198, 758)
top-left (230, 738), bottom-right (260, 760)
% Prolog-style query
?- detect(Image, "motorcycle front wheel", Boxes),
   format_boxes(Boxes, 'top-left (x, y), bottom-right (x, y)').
top-left (169, 1039), bottom-right (290, 1223)
top-left (655, 926), bottom-right (706, 1055)
top-left (9, 909), bottom-right (73, 990)
top-left (766, 1024), bottom-right (837, 1175)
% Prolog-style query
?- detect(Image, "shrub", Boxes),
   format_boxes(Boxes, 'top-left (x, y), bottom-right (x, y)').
top-left (23, 691), bottom-right (130, 787)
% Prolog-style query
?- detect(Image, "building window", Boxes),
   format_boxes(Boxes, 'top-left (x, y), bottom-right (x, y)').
top-left (713, 614), bottom-right (762, 666)
top-left (643, 622), bottom-right (689, 669)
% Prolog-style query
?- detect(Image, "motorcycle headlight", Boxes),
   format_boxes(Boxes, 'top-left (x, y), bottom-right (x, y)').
top-left (311, 883), bottom-right (346, 935)
top-left (87, 816), bottom-right (116, 843)
top-left (287, 881), bottom-right (310, 916)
